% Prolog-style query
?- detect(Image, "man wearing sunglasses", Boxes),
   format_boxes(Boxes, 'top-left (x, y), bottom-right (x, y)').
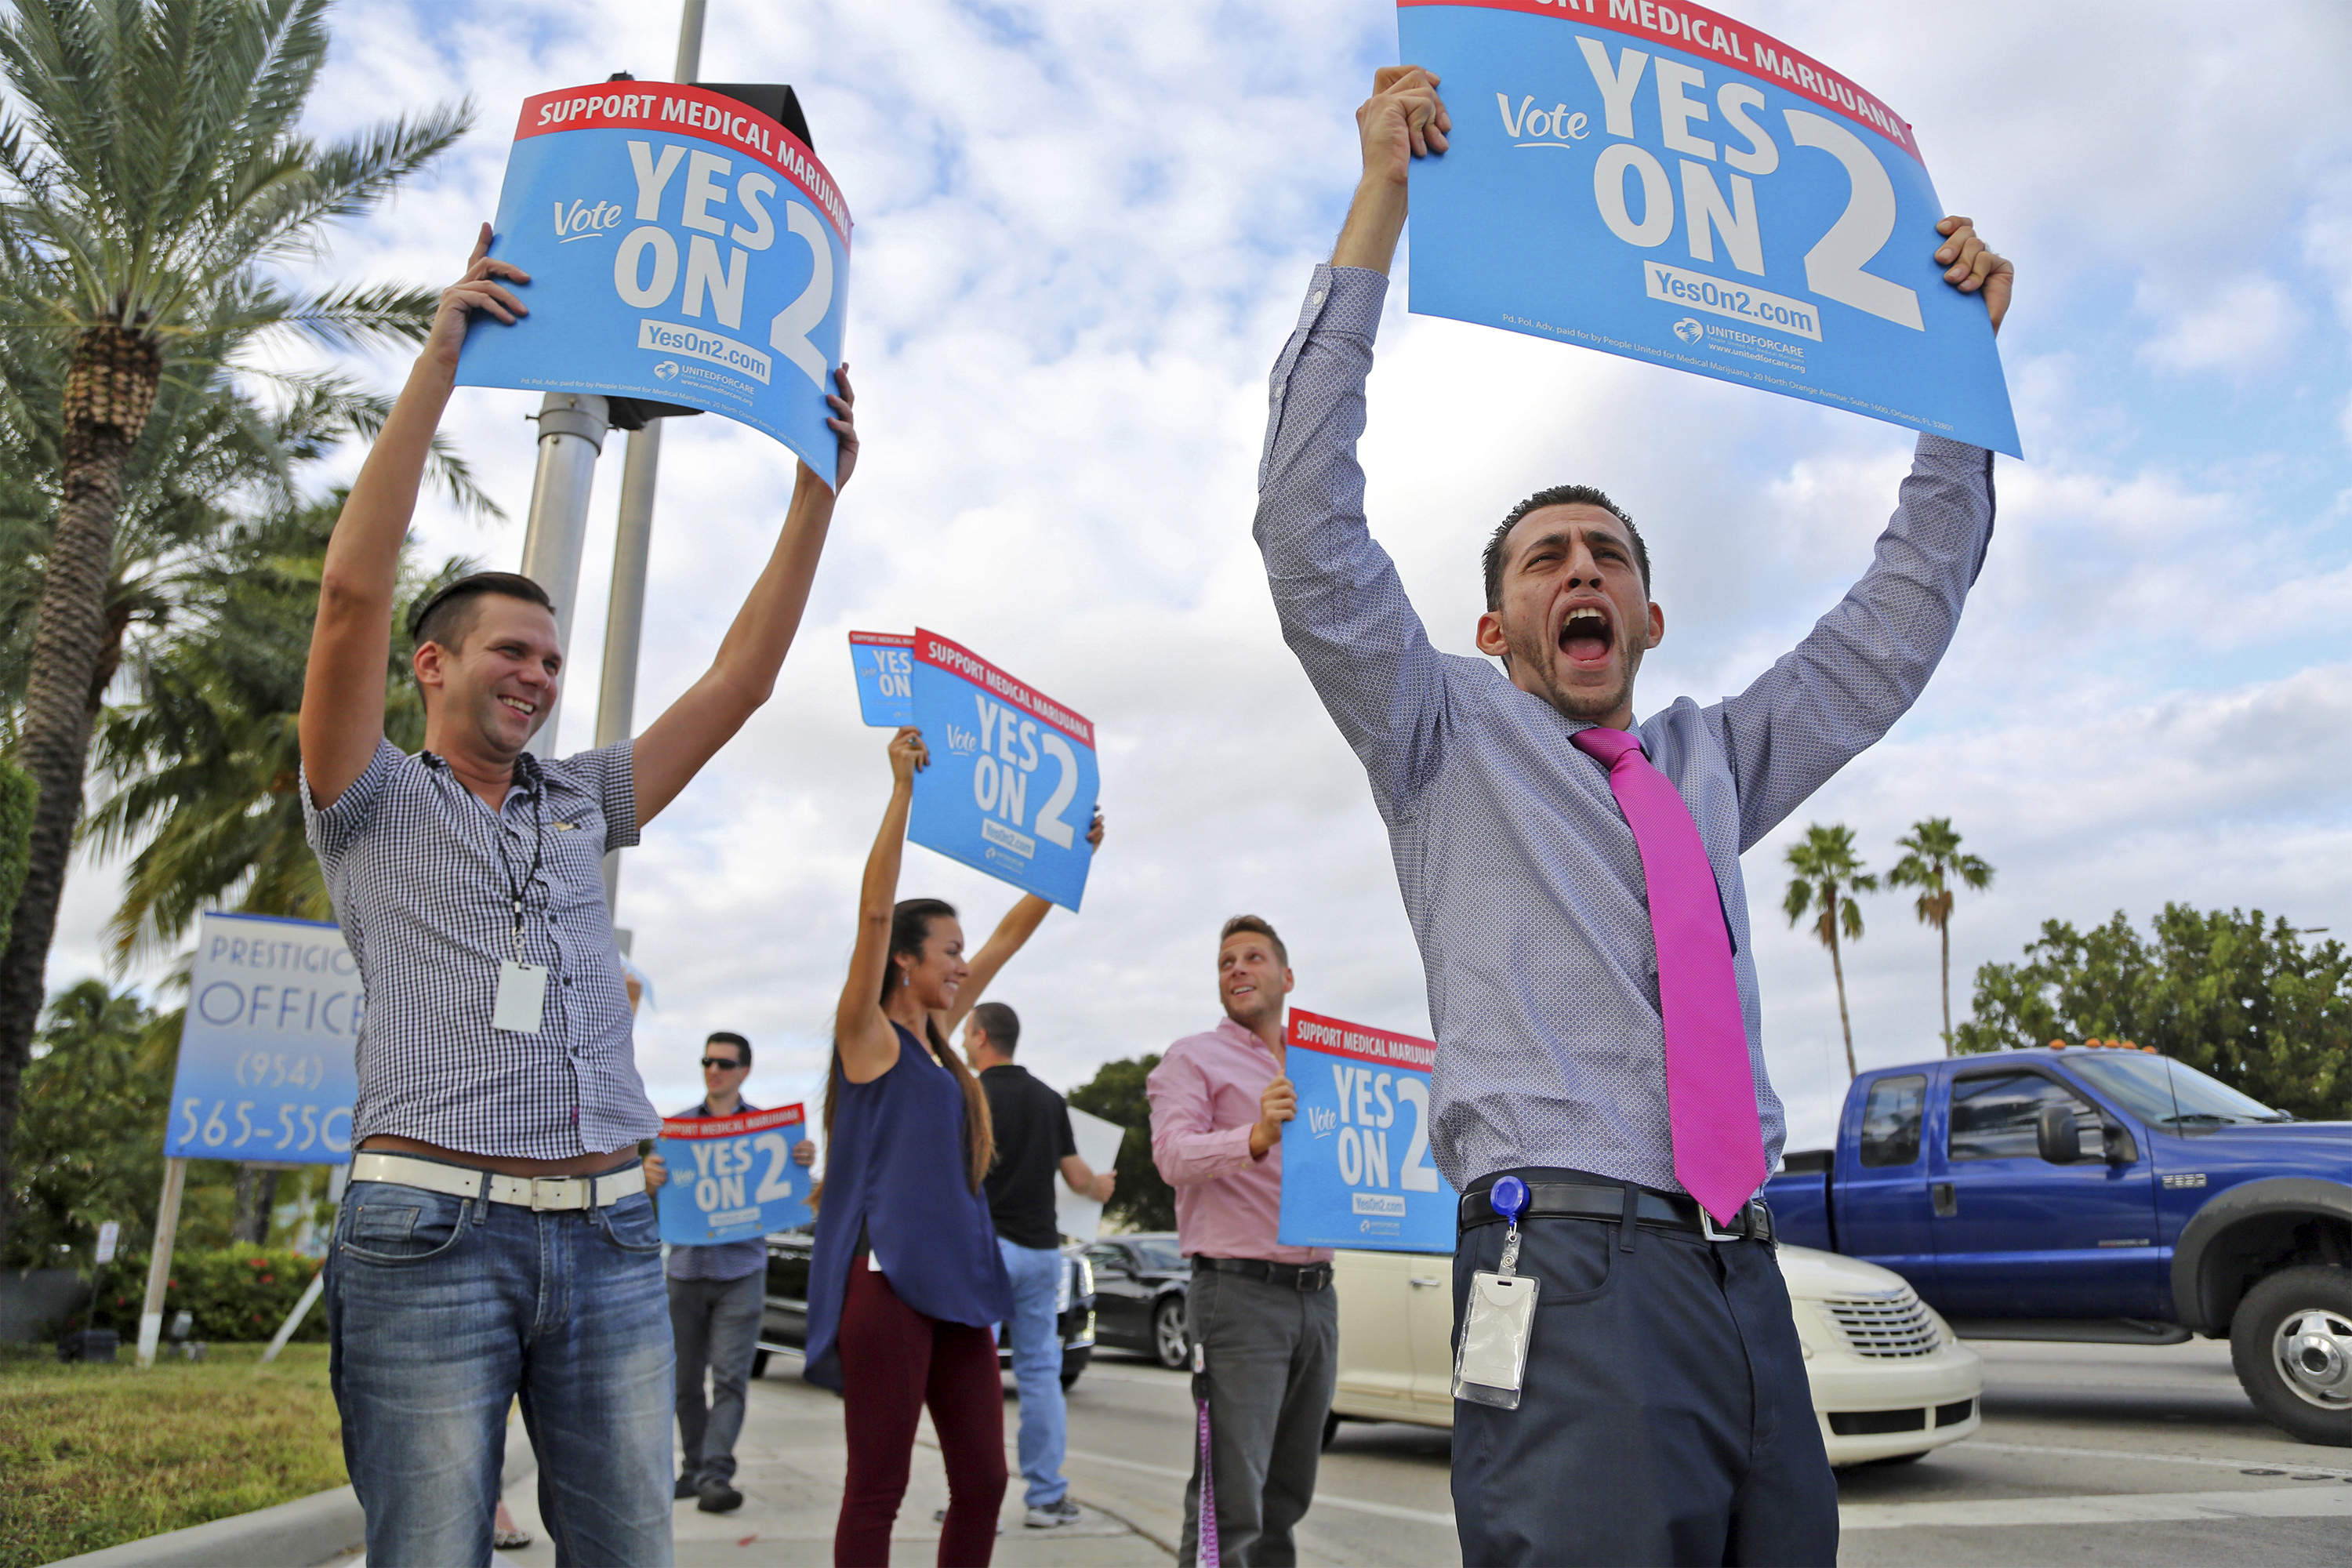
top-left (644, 1033), bottom-right (815, 1513)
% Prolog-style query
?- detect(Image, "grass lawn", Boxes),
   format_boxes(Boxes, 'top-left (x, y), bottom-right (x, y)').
top-left (0, 1342), bottom-right (344, 1568)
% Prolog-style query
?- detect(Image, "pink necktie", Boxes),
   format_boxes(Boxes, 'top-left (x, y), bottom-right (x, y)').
top-left (1571, 726), bottom-right (1767, 1225)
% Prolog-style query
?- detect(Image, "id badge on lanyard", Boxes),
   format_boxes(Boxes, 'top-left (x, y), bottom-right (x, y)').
top-left (491, 789), bottom-right (550, 1035)
top-left (1454, 1175), bottom-right (1538, 1410)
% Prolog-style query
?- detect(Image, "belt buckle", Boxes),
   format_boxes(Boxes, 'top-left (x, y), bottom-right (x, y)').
top-left (1697, 1206), bottom-right (1739, 1243)
top-left (529, 1176), bottom-right (577, 1211)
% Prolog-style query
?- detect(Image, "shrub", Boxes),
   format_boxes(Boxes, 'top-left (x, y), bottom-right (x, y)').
top-left (83, 1246), bottom-right (326, 1343)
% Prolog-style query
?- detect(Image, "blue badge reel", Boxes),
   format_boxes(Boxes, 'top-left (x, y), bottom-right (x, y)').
top-left (1454, 1174), bottom-right (1539, 1409)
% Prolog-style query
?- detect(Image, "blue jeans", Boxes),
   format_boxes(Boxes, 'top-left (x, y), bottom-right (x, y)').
top-left (997, 1237), bottom-right (1068, 1508)
top-left (327, 1174), bottom-right (674, 1567)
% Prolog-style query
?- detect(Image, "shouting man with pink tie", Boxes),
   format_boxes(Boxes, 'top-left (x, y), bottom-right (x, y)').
top-left (1254, 68), bottom-right (2013, 1566)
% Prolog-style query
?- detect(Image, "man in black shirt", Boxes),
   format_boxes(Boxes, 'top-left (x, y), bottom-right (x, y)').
top-left (969, 1002), bottom-right (1115, 1529)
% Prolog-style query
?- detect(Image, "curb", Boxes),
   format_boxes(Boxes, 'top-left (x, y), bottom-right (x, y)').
top-left (46, 1421), bottom-right (538, 1568)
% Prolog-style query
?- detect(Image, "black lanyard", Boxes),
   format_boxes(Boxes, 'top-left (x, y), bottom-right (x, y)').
top-left (493, 768), bottom-right (546, 964)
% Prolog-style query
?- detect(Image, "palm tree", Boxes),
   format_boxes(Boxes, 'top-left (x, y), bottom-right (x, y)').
top-left (89, 495), bottom-right (464, 961)
top-left (0, 0), bottom-right (470, 1251)
top-left (1783, 824), bottom-right (1878, 1080)
top-left (1886, 817), bottom-right (1994, 1057)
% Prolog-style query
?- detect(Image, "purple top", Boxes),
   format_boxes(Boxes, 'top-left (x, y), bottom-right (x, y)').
top-left (802, 1023), bottom-right (1012, 1389)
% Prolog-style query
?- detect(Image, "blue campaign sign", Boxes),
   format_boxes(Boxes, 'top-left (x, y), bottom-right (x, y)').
top-left (456, 83), bottom-right (854, 482)
top-left (1278, 1009), bottom-right (1457, 1253)
top-left (848, 630), bottom-right (913, 726)
top-left (1398, 0), bottom-right (2019, 456)
top-left (165, 913), bottom-right (360, 1163)
top-left (655, 1104), bottom-right (811, 1245)
top-left (906, 629), bottom-right (1100, 912)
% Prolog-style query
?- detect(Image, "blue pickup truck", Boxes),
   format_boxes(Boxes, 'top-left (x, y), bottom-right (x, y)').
top-left (1766, 1044), bottom-right (2352, 1445)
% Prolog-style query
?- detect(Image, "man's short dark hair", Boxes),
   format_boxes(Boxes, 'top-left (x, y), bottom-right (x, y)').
top-left (1219, 914), bottom-right (1287, 968)
top-left (407, 571), bottom-right (556, 652)
top-left (1481, 485), bottom-right (1650, 611)
top-left (705, 1030), bottom-right (751, 1068)
top-left (968, 1002), bottom-right (1019, 1056)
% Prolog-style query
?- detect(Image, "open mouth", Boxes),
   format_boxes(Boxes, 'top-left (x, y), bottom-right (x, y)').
top-left (1560, 604), bottom-right (1613, 666)
top-left (498, 695), bottom-right (538, 717)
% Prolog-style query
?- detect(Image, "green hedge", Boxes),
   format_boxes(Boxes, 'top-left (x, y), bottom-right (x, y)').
top-left (83, 1247), bottom-right (326, 1343)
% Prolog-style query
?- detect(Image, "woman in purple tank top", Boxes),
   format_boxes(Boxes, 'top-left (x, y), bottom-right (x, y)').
top-left (810, 727), bottom-right (1100, 1567)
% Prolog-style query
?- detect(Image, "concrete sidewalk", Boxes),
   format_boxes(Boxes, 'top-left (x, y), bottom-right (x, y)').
top-left (492, 1356), bottom-right (1172, 1567)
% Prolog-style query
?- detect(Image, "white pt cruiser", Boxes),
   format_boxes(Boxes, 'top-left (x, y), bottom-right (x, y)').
top-left (1330, 1243), bottom-right (1983, 1466)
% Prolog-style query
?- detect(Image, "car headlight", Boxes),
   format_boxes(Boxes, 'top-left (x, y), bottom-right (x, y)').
top-left (1076, 1254), bottom-right (1094, 1298)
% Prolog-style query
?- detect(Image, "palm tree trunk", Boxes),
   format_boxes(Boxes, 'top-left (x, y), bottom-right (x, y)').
top-left (1940, 919), bottom-right (1953, 1056)
top-left (1829, 923), bottom-right (1858, 1080)
top-left (0, 325), bottom-right (158, 1255)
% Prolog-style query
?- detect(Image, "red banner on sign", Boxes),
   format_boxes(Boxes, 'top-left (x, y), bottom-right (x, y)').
top-left (660, 1102), bottom-right (805, 1141)
top-left (1398, 0), bottom-right (1917, 159)
top-left (1288, 1008), bottom-right (1437, 1072)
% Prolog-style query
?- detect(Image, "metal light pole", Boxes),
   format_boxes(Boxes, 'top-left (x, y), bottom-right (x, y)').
top-left (517, 393), bottom-right (611, 757)
top-left (594, 0), bottom-right (707, 907)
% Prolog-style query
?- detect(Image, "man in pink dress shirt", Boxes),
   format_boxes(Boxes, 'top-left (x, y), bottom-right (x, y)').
top-left (1149, 915), bottom-right (1338, 1567)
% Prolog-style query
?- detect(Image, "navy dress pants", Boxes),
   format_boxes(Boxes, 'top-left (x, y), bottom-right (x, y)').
top-left (1450, 1182), bottom-right (1838, 1566)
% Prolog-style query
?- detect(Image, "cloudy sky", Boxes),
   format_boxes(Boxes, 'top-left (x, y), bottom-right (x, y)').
top-left (42, 0), bottom-right (2352, 1150)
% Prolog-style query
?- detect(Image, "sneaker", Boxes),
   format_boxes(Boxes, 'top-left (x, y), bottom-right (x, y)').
top-left (1025, 1499), bottom-right (1083, 1529)
top-left (695, 1479), bottom-right (744, 1514)
top-left (674, 1475), bottom-right (699, 1500)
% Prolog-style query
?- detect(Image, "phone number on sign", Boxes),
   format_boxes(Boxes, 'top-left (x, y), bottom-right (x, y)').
top-left (175, 1097), bottom-right (353, 1155)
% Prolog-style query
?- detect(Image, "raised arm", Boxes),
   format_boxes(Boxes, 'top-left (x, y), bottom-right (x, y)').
top-left (833, 728), bottom-right (922, 1085)
top-left (633, 370), bottom-right (859, 826)
top-left (1715, 220), bottom-right (2012, 850)
top-left (1254, 71), bottom-right (1455, 818)
top-left (300, 227), bottom-right (525, 807)
top-left (932, 808), bottom-right (1104, 1036)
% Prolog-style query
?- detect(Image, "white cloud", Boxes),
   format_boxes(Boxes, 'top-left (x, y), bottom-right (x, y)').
top-left (38, 1), bottom-right (2352, 1150)
top-left (2133, 274), bottom-right (2302, 376)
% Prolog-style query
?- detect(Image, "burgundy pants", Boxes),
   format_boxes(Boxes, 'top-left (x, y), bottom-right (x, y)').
top-left (835, 1263), bottom-right (1008, 1566)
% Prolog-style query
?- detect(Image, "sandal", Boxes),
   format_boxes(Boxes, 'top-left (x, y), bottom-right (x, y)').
top-left (494, 1524), bottom-right (534, 1550)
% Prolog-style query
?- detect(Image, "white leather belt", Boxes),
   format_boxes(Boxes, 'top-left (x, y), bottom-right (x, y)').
top-left (350, 1151), bottom-right (644, 1210)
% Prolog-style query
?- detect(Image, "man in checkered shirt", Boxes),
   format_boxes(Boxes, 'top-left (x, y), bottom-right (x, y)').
top-left (1257, 71), bottom-right (2013, 1566)
top-left (299, 228), bottom-right (858, 1566)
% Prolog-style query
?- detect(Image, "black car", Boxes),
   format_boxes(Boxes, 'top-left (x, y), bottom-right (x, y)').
top-left (1083, 1232), bottom-right (1191, 1369)
top-left (751, 1229), bottom-right (1096, 1388)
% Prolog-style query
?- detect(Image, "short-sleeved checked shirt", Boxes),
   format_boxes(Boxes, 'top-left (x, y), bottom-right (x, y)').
top-left (1255, 265), bottom-right (1996, 1200)
top-left (302, 737), bottom-right (658, 1159)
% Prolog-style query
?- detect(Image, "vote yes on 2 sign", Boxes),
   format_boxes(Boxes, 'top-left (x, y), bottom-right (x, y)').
top-left (848, 630), bottom-right (913, 726)
top-left (1277, 1008), bottom-right (1458, 1253)
top-left (907, 629), bottom-right (1100, 912)
top-left (655, 1104), bottom-right (812, 1246)
top-left (1399, 0), bottom-right (2019, 457)
top-left (456, 82), bottom-right (854, 482)
top-left (166, 913), bottom-right (360, 1163)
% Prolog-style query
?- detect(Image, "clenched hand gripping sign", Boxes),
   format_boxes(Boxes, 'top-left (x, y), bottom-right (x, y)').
top-left (458, 84), bottom-right (853, 481)
top-left (1399, 0), bottom-right (2019, 456)
top-left (1278, 1009), bottom-right (1459, 1253)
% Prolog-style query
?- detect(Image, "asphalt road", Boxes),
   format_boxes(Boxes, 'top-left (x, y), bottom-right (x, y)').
top-left (1059, 1336), bottom-right (2352, 1566)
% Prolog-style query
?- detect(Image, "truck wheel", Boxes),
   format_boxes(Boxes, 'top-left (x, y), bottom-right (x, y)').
top-left (2229, 1265), bottom-right (2352, 1446)
top-left (1152, 1298), bottom-right (1190, 1370)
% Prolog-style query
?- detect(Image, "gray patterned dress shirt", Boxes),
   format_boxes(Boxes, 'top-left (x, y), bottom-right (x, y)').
top-left (302, 739), bottom-right (657, 1160)
top-left (1254, 264), bottom-right (1996, 1199)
